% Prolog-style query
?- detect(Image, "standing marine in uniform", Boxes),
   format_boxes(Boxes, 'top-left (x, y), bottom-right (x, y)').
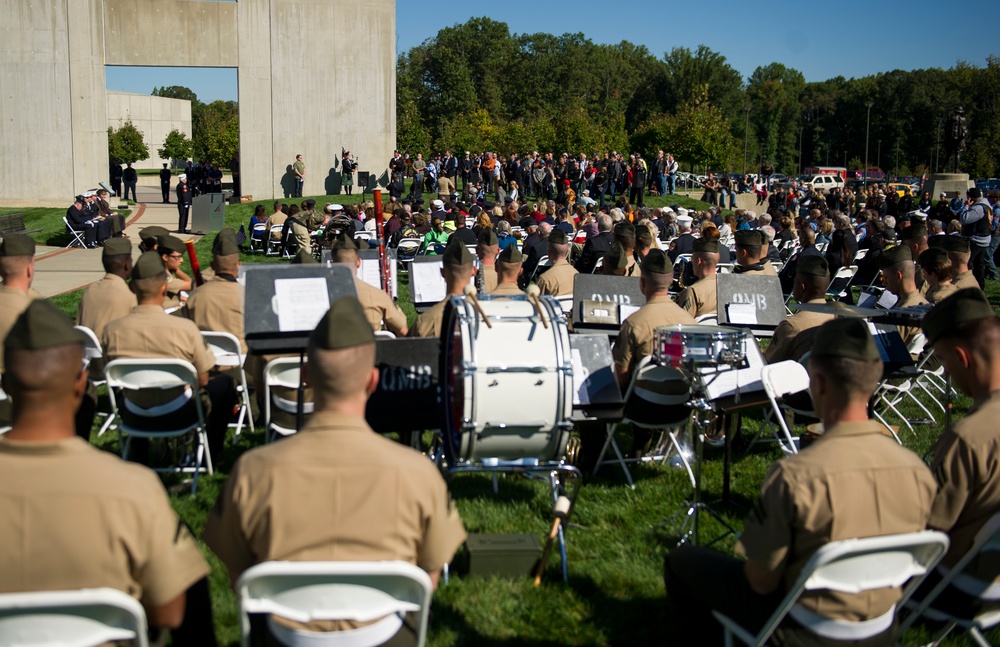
top-left (733, 229), bottom-right (778, 276)
top-left (490, 245), bottom-right (525, 296)
top-left (0, 300), bottom-right (215, 644)
top-left (476, 229), bottom-right (500, 293)
top-left (176, 173), bottom-right (192, 234)
top-left (535, 228), bottom-right (578, 297)
top-left (329, 233), bottom-right (408, 336)
top-left (203, 297), bottom-right (466, 644)
top-left (158, 235), bottom-right (193, 310)
top-left (409, 240), bottom-right (475, 338)
top-left (185, 229), bottom-right (246, 351)
top-left (160, 163), bottom-right (172, 203)
top-left (292, 154), bottom-right (305, 198)
top-left (665, 317), bottom-right (936, 646)
top-left (764, 255), bottom-right (833, 364)
top-left (101, 251), bottom-right (236, 465)
top-left (911, 289), bottom-right (1000, 620)
top-left (877, 245), bottom-right (928, 352)
top-left (675, 236), bottom-right (719, 319)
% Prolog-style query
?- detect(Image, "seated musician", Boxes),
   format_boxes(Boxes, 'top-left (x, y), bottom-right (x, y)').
top-left (599, 242), bottom-right (629, 276)
top-left (204, 297), bottom-right (466, 645)
top-left (929, 234), bottom-right (980, 292)
top-left (535, 228), bottom-right (578, 297)
top-left (613, 221), bottom-right (639, 276)
top-left (409, 239), bottom-right (475, 338)
top-left (917, 248), bottom-right (958, 303)
top-left (876, 245), bottom-right (928, 352)
top-left (490, 245), bottom-right (525, 296)
top-left (908, 289), bottom-right (1000, 622)
top-left (764, 255), bottom-right (833, 364)
top-left (476, 229), bottom-right (500, 293)
top-left (329, 232), bottom-right (408, 337)
top-left (674, 236), bottom-right (718, 319)
top-left (665, 318), bottom-right (936, 645)
top-left (733, 229), bottom-right (778, 276)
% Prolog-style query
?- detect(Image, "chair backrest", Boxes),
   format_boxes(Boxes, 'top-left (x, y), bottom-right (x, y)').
top-left (761, 361), bottom-right (811, 400)
top-left (0, 587), bottom-right (149, 647)
top-left (396, 238), bottom-right (422, 255)
top-left (202, 331), bottom-right (244, 368)
top-left (354, 231), bottom-right (374, 241)
top-left (74, 325), bottom-right (103, 362)
top-left (105, 358), bottom-right (199, 391)
top-left (264, 356), bottom-right (304, 391)
top-left (237, 561), bottom-right (433, 647)
top-left (62, 216), bottom-right (78, 232)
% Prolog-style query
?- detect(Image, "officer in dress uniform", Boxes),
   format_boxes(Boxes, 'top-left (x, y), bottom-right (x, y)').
top-left (930, 234), bottom-right (981, 291)
top-left (675, 236), bottom-right (719, 318)
top-left (101, 251), bottom-right (236, 465)
top-left (329, 232), bottom-right (408, 336)
top-left (764, 255), bottom-right (834, 364)
top-left (157, 235), bottom-right (193, 310)
top-left (176, 174), bottom-right (192, 233)
top-left (185, 229), bottom-right (246, 351)
top-left (733, 229), bottom-right (778, 276)
top-left (490, 245), bottom-right (525, 296)
top-left (0, 300), bottom-right (215, 643)
top-left (910, 290), bottom-right (1000, 620)
top-left (204, 296), bottom-right (466, 645)
top-left (665, 318), bottom-right (936, 646)
top-left (409, 240), bottom-right (476, 338)
top-left (535, 228), bottom-right (578, 297)
top-left (876, 245), bottom-right (928, 352)
top-left (476, 229), bottom-right (500, 293)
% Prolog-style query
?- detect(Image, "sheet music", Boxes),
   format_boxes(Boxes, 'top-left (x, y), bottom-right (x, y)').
top-left (877, 290), bottom-right (898, 309)
top-left (701, 338), bottom-right (766, 401)
top-left (727, 303), bottom-right (758, 325)
top-left (357, 257), bottom-right (381, 290)
top-left (619, 304), bottom-right (641, 321)
top-left (857, 291), bottom-right (878, 308)
top-left (571, 348), bottom-right (590, 406)
top-left (274, 277), bottom-right (330, 332)
top-left (411, 259), bottom-right (446, 304)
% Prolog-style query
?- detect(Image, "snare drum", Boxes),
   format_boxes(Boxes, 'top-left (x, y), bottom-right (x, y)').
top-left (442, 294), bottom-right (573, 464)
top-left (654, 324), bottom-right (746, 370)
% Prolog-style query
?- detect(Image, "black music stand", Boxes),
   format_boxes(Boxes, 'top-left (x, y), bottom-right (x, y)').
top-left (716, 273), bottom-right (784, 338)
top-left (243, 264), bottom-right (357, 432)
top-left (570, 275), bottom-right (644, 333)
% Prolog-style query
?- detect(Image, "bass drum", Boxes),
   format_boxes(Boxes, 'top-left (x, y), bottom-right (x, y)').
top-left (441, 294), bottom-right (573, 465)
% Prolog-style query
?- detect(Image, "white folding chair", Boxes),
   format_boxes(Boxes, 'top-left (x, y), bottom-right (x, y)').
top-left (63, 216), bottom-right (88, 249)
top-left (104, 358), bottom-right (212, 494)
top-left (529, 255), bottom-right (550, 284)
top-left (591, 257), bottom-right (604, 273)
top-left (713, 531), bottom-right (950, 647)
top-left (826, 264), bottom-right (858, 299)
top-left (264, 356), bottom-right (311, 442)
top-left (758, 361), bottom-right (817, 453)
top-left (237, 561), bottom-right (432, 647)
top-left (901, 512), bottom-right (1000, 646)
top-left (74, 325), bottom-right (119, 438)
top-left (695, 314), bottom-right (718, 325)
top-left (354, 231), bottom-right (374, 243)
top-left (0, 587), bottom-right (149, 647)
top-left (853, 248), bottom-right (869, 262)
top-left (202, 331), bottom-right (255, 440)
top-left (266, 225), bottom-right (285, 256)
top-left (716, 263), bottom-right (734, 274)
top-left (249, 224), bottom-right (268, 254)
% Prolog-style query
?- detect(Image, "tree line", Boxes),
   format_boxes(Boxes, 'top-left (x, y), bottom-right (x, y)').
top-left (397, 18), bottom-right (1000, 179)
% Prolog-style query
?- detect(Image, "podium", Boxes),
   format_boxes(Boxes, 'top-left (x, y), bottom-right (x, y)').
top-left (191, 193), bottom-right (226, 235)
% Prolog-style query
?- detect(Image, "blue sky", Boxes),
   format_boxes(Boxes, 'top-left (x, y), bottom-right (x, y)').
top-left (105, 0), bottom-right (996, 104)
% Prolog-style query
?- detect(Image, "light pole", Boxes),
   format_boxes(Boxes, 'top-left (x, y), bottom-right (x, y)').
top-left (864, 100), bottom-right (874, 190)
top-left (877, 139), bottom-right (882, 174)
top-left (742, 100), bottom-right (751, 177)
top-left (798, 126), bottom-right (804, 176)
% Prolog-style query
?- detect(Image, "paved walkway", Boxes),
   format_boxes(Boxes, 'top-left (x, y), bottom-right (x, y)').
top-left (33, 178), bottom-right (205, 297)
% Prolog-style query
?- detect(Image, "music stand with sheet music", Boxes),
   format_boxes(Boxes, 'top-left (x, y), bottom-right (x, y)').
top-left (571, 275), bottom-right (645, 333)
top-left (716, 273), bottom-right (785, 338)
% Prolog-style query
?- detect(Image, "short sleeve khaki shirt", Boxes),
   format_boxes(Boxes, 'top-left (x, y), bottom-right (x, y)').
top-left (77, 273), bottom-right (137, 340)
top-left (185, 275), bottom-right (246, 352)
top-left (675, 274), bottom-right (717, 318)
top-left (535, 259), bottom-right (578, 297)
top-left (0, 285), bottom-right (33, 371)
top-left (354, 277), bottom-right (407, 335)
top-left (763, 298), bottom-right (835, 364)
top-left (611, 295), bottom-right (697, 377)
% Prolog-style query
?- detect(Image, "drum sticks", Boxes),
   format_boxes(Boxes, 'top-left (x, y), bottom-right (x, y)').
top-left (533, 495), bottom-right (572, 586)
top-left (525, 284), bottom-right (549, 329)
top-left (463, 285), bottom-right (493, 329)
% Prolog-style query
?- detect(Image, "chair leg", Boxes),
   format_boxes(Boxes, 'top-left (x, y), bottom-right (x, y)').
top-left (667, 428), bottom-right (696, 488)
top-left (969, 626), bottom-right (993, 647)
top-left (201, 430), bottom-right (214, 475)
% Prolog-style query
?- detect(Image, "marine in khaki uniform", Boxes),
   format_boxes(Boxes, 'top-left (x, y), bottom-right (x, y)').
top-left (102, 251), bottom-right (236, 463)
top-left (0, 300), bottom-right (213, 640)
top-left (409, 240), bottom-right (476, 338)
top-left (185, 229), bottom-right (246, 352)
top-left (902, 222), bottom-right (930, 295)
top-left (0, 234), bottom-right (38, 373)
top-left (489, 244), bottom-right (524, 297)
top-left (599, 242), bottom-right (629, 277)
top-left (157, 234), bottom-right (193, 310)
top-left (666, 318), bottom-right (936, 645)
top-left (203, 296), bottom-right (466, 641)
top-left (733, 229), bottom-right (778, 276)
top-left (329, 232), bottom-right (408, 336)
top-left (613, 221), bottom-right (639, 277)
top-left (912, 290), bottom-right (1000, 620)
top-left (763, 255), bottom-right (834, 364)
top-left (77, 238), bottom-right (136, 340)
top-left (932, 235), bottom-right (981, 292)
top-left (918, 247), bottom-right (959, 304)
top-left (476, 229), bottom-right (500, 293)
top-left (612, 248), bottom-right (697, 388)
top-left (876, 245), bottom-right (929, 352)
top-left (675, 236), bottom-right (719, 319)
top-left (535, 228), bottom-right (578, 297)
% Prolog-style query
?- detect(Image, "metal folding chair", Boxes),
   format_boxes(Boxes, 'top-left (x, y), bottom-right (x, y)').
top-left (202, 331), bottom-right (255, 440)
top-left (0, 588), bottom-right (149, 647)
top-left (63, 216), bottom-right (88, 249)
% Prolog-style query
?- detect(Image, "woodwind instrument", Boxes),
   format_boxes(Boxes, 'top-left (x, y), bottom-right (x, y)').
top-left (184, 239), bottom-right (204, 287)
top-left (373, 190), bottom-right (392, 297)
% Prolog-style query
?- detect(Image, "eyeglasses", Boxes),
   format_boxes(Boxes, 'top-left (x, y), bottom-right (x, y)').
top-left (167, 254), bottom-right (183, 259)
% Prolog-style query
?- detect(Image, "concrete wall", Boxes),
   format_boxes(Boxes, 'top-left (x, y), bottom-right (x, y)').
top-left (0, 0), bottom-right (396, 205)
top-left (107, 92), bottom-right (192, 170)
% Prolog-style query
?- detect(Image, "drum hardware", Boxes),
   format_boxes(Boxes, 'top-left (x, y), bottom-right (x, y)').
top-left (526, 284), bottom-right (550, 329)
top-left (463, 285), bottom-right (493, 329)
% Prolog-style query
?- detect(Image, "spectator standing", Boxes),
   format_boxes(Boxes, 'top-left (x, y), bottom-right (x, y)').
top-left (122, 163), bottom-right (138, 202)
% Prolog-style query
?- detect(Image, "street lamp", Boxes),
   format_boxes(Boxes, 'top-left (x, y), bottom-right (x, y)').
top-left (742, 100), bottom-right (751, 177)
top-left (798, 126), bottom-right (804, 176)
top-left (864, 100), bottom-right (874, 190)
top-left (877, 139), bottom-right (882, 175)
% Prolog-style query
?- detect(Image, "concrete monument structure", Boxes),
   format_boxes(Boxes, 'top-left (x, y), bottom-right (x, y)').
top-left (1, 0), bottom-right (395, 205)
top-left (107, 91), bottom-right (192, 170)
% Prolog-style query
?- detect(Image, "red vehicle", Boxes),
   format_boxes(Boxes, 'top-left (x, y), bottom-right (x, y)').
top-left (846, 168), bottom-right (886, 182)
top-left (803, 166), bottom-right (847, 181)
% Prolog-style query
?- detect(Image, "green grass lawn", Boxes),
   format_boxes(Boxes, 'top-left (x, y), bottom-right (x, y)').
top-left (53, 187), bottom-right (1000, 646)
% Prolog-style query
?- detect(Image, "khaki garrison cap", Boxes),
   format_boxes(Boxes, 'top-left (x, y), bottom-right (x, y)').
top-left (640, 248), bottom-right (671, 275)
top-left (917, 248), bottom-right (949, 268)
top-left (604, 242), bottom-right (629, 270)
top-left (309, 296), bottom-right (375, 350)
top-left (548, 229), bottom-right (569, 245)
top-left (442, 240), bottom-right (474, 267)
top-left (139, 226), bottom-right (169, 245)
top-left (5, 299), bottom-right (85, 350)
top-left (103, 238), bottom-right (132, 257)
top-left (331, 232), bottom-right (359, 251)
top-left (614, 222), bottom-right (636, 241)
top-left (921, 288), bottom-right (996, 345)
top-left (810, 318), bottom-right (880, 361)
top-left (929, 236), bottom-right (970, 253)
top-left (734, 230), bottom-right (766, 247)
top-left (0, 234), bottom-right (35, 257)
top-left (131, 251), bottom-right (167, 280)
top-left (212, 228), bottom-right (240, 256)
top-left (498, 245), bottom-right (523, 264)
top-left (796, 255), bottom-right (829, 278)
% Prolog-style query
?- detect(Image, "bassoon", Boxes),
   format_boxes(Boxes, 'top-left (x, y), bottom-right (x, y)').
top-left (184, 239), bottom-right (205, 287)
top-left (373, 190), bottom-right (392, 297)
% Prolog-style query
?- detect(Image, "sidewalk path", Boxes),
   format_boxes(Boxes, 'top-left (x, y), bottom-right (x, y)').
top-left (33, 177), bottom-right (206, 297)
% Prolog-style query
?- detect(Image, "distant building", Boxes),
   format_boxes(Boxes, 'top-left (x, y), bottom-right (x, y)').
top-left (107, 91), bottom-right (192, 170)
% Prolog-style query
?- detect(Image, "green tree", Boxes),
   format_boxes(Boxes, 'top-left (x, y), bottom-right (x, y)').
top-left (158, 128), bottom-right (193, 162)
top-left (107, 120), bottom-right (149, 164)
top-left (194, 101), bottom-right (239, 164)
top-left (634, 87), bottom-right (736, 172)
top-left (661, 46), bottom-right (744, 122)
top-left (747, 63), bottom-right (806, 173)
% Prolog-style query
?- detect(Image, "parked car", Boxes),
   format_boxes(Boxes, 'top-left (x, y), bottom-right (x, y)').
top-left (797, 174), bottom-right (845, 191)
